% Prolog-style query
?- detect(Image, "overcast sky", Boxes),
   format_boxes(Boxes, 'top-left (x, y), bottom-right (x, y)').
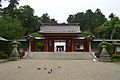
top-left (2, 0), bottom-right (120, 23)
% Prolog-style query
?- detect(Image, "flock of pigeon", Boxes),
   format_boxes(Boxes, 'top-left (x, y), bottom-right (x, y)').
top-left (17, 65), bottom-right (61, 74)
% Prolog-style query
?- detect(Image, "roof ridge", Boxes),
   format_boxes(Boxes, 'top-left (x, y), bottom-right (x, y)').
top-left (42, 23), bottom-right (79, 26)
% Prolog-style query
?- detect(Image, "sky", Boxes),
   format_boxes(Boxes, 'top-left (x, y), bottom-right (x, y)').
top-left (2, 0), bottom-right (120, 23)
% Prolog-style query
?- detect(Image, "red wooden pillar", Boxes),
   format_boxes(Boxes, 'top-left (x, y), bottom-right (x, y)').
top-left (44, 39), bottom-right (48, 51)
top-left (83, 40), bottom-right (89, 52)
top-left (71, 39), bottom-right (75, 52)
top-left (71, 39), bottom-right (73, 52)
top-left (31, 40), bottom-right (38, 51)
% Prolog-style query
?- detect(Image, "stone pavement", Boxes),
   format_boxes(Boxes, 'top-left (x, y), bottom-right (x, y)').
top-left (0, 59), bottom-right (120, 80)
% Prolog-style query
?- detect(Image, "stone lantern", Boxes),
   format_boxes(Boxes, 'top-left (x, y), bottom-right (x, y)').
top-left (99, 45), bottom-right (111, 62)
top-left (10, 41), bottom-right (20, 60)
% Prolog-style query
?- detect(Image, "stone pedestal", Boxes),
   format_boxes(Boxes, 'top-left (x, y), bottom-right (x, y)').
top-left (99, 45), bottom-right (111, 62)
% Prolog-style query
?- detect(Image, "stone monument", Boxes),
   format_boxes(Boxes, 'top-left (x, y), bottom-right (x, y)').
top-left (99, 45), bottom-right (111, 62)
top-left (10, 41), bottom-right (20, 60)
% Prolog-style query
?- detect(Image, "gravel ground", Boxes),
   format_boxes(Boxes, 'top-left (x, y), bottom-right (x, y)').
top-left (0, 59), bottom-right (120, 80)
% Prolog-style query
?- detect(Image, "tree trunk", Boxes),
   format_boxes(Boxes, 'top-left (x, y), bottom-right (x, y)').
top-left (110, 30), bottom-right (115, 39)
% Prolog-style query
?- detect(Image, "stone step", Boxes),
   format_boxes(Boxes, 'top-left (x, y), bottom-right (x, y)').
top-left (25, 52), bottom-right (93, 60)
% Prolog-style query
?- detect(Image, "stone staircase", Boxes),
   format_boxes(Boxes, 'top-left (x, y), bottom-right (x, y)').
top-left (24, 52), bottom-right (94, 60)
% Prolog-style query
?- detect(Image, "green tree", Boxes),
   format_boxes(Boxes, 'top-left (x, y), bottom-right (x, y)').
top-left (97, 21), bottom-right (110, 38)
top-left (67, 9), bottom-right (106, 33)
top-left (40, 13), bottom-right (50, 23)
top-left (85, 9), bottom-right (94, 31)
top-left (31, 32), bottom-right (42, 37)
top-left (109, 13), bottom-right (115, 20)
top-left (93, 9), bottom-right (107, 37)
top-left (81, 31), bottom-right (93, 37)
top-left (67, 12), bottom-right (86, 31)
top-left (0, 15), bottom-right (26, 39)
top-left (3, 0), bottom-right (19, 18)
top-left (15, 5), bottom-right (40, 33)
top-left (50, 18), bottom-right (57, 23)
top-left (97, 17), bottom-right (120, 39)
top-left (67, 15), bottom-right (74, 23)
top-left (40, 13), bottom-right (57, 23)
top-left (15, 7), bottom-right (57, 33)
top-left (0, 0), bottom-right (2, 7)
top-left (74, 12), bottom-right (86, 30)
top-left (110, 17), bottom-right (119, 39)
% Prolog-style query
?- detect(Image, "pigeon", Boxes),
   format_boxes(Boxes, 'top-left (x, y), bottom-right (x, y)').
top-left (50, 69), bottom-right (52, 72)
top-left (17, 66), bottom-right (21, 68)
top-left (58, 66), bottom-right (61, 68)
top-left (37, 68), bottom-right (41, 70)
top-left (48, 71), bottom-right (51, 74)
top-left (44, 67), bottom-right (47, 70)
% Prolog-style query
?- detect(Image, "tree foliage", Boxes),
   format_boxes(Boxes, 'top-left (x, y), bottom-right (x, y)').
top-left (14, 6), bottom-right (57, 33)
top-left (0, 15), bottom-right (26, 39)
top-left (97, 16), bottom-right (120, 39)
top-left (3, 0), bottom-right (19, 18)
top-left (67, 9), bottom-right (107, 38)
top-left (15, 5), bottom-right (41, 33)
top-left (40, 13), bottom-right (57, 23)
top-left (81, 31), bottom-right (93, 37)
top-left (109, 13), bottom-right (115, 20)
top-left (0, 0), bottom-right (2, 7)
top-left (31, 32), bottom-right (42, 37)
top-left (67, 9), bottom-right (107, 32)
top-left (0, 0), bottom-right (58, 34)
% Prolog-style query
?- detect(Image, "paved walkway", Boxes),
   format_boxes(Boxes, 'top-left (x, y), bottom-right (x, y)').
top-left (0, 59), bottom-right (120, 80)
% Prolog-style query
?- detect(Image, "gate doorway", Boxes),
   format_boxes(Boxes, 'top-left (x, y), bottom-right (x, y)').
top-left (54, 40), bottom-right (66, 52)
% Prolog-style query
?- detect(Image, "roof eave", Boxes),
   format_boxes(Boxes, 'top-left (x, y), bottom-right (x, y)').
top-left (38, 31), bottom-right (81, 34)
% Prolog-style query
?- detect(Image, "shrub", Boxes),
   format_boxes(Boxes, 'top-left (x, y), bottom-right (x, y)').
top-left (112, 54), bottom-right (120, 59)
top-left (98, 41), bottom-right (113, 57)
top-left (0, 41), bottom-right (11, 56)
top-left (31, 32), bottom-right (42, 37)
top-left (112, 54), bottom-right (120, 62)
top-left (0, 54), bottom-right (8, 59)
top-left (0, 52), bottom-right (4, 56)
